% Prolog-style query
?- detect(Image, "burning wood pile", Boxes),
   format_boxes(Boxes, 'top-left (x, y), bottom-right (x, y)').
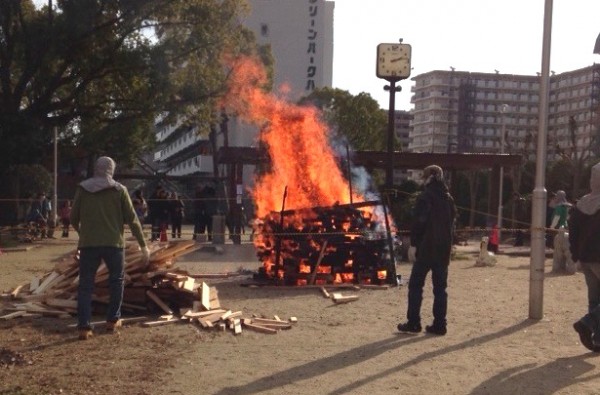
top-left (221, 58), bottom-right (399, 287)
top-left (1, 240), bottom-right (296, 335)
top-left (253, 201), bottom-right (396, 286)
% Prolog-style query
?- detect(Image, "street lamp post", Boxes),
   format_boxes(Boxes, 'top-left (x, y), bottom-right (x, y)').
top-left (530, 0), bottom-right (553, 320)
top-left (52, 126), bottom-right (58, 233)
top-left (376, 41), bottom-right (411, 188)
top-left (384, 82), bottom-right (401, 187)
top-left (497, 104), bottom-right (509, 244)
top-left (376, 41), bottom-right (411, 285)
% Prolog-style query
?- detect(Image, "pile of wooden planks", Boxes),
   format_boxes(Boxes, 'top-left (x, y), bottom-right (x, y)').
top-left (1, 240), bottom-right (200, 317)
top-left (177, 308), bottom-right (297, 335)
top-left (1, 240), bottom-right (297, 335)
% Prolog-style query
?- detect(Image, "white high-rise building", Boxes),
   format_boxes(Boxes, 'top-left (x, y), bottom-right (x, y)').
top-left (244, 0), bottom-right (334, 102)
top-left (154, 0), bottom-right (335, 177)
top-left (228, 0), bottom-right (334, 148)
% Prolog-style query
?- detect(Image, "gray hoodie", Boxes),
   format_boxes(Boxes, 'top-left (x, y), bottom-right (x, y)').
top-left (79, 156), bottom-right (123, 193)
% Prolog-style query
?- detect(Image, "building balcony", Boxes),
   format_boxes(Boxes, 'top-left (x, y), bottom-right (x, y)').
top-left (166, 154), bottom-right (214, 176)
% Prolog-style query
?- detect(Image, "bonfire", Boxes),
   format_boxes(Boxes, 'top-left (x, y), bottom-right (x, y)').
top-left (222, 56), bottom-right (397, 285)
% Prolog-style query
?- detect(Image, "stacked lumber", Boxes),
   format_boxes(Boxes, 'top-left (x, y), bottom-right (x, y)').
top-left (5, 241), bottom-right (197, 301)
top-left (1, 240), bottom-right (297, 335)
top-left (1, 240), bottom-right (201, 318)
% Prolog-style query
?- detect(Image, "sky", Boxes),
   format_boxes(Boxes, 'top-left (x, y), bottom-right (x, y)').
top-left (331, 0), bottom-right (600, 110)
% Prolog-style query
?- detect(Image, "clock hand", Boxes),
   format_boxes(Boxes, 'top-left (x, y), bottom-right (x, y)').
top-left (390, 57), bottom-right (405, 62)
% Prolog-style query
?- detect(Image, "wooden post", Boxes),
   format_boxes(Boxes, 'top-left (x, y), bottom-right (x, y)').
top-left (273, 186), bottom-right (288, 285)
top-left (309, 240), bottom-right (328, 285)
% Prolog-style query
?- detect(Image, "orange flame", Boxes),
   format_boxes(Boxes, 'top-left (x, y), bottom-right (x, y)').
top-left (222, 56), bottom-right (364, 219)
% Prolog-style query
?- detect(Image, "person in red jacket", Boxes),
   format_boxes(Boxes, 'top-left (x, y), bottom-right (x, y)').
top-left (487, 224), bottom-right (499, 254)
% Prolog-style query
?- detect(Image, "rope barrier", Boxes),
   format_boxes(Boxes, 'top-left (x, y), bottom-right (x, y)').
top-left (109, 226), bottom-right (557, 239)
top-left (0, 192), bottom-right (557, 242)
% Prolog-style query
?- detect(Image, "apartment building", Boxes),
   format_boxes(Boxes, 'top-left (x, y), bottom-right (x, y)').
top-left (392, 110), bottom-right (412, 183)
top-left (409, 65), bottom-right (600, 161)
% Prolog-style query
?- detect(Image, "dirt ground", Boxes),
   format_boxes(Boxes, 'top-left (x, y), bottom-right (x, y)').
top-left (1, 228), bottom-right (600, 395)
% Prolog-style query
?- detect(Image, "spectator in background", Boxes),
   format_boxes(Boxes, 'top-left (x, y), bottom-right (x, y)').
top-left (59, 200), bottom-right (72, 238)
top-left (550, 190), bottom-right (571, 230)
top-left (193, 184), bottom-right (216, 241)
top-left (27, 193), bottom-right (48, 238)
top-left (193, 186), bottom-right (207, 241)
top-left (132, 189), bottom-right (148, 225)
top-left (147, 186), bottom-right (163, 241)
top-left (227, 203), bottom-right (245, 244)
top-left (42, 193), bottom-right (56, 238)
top-left (549, 190), bottom-right (575, 274)
top-left (169, 192), bottom-right (185, 239)
top-left (487, 223), bottom-right (499, 254)
top-left (203, 185), bottom-right (217, 241)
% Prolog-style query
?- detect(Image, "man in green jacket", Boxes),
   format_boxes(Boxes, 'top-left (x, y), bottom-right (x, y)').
top-left (71, 156), bottom-right (150, 340)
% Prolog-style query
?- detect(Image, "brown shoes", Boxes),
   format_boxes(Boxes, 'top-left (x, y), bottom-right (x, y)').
top-left (106, 319), bottom-right (122, 333)
top-left (78, 329), bottom-right (93, 340)
top-left (78, 319), bottom-right (122, 340)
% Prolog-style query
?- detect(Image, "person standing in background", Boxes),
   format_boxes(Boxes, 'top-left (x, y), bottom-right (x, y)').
top-left (59, 200), bottom-right (72, 238)
top-left (147, 185), bottom-right (163, 241)
top-left (203, 185), bottom-right (217, 241)
top-left (193, 184), bottom-right (216, 241)
top-left (70, 156), bottom-right (149, 340)
top-left (549, 190), bottom-right (575, 274)
top-left (193, 185), bottom-right (207, 240)
top-left (398, 165), bottom-right (457, 336)
top-left (27, 193), bottom-right (48, 237)
top-left (42, 193), bottom-right (56, 239)
top-left (169, 192), bottom-right (185, 239)
top-left (132, 189), bottom-right (148, 226)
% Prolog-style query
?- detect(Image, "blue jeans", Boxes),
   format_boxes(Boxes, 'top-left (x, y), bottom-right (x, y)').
top-left (406, 260), bottom-right (448, 328)
top-left (77, 247), bottom-right (124, 329)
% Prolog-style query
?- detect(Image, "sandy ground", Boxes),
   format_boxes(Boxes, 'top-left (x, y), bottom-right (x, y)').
top-left (1, 228), bottom-right (600, 395)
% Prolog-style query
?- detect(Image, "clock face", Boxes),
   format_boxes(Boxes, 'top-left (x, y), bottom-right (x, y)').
top-left (376, 43), bottom-right (412, 80)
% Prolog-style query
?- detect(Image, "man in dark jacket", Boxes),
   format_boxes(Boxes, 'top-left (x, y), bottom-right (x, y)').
top-left (570, 162), bottom-right (600, 351)
top-left (398, 165), bottom-right (456, 336)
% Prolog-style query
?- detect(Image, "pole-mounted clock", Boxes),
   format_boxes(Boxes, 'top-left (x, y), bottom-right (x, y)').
top-left (376, 43), bottom-right (412, 80)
